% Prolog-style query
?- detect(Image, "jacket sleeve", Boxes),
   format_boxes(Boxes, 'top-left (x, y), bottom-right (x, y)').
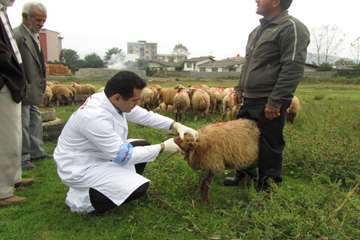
top-left (126, 105), bottom-right (174, 130)
top-left (268, 21), bottom-right (310, 108)
top-left (83, 114), bottom-right (162, 166)
top-left (0, 40), bottom-right (23, 88)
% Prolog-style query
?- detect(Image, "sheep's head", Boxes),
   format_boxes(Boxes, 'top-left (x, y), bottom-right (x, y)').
top-left (174, 133), bottom-right (200, 169)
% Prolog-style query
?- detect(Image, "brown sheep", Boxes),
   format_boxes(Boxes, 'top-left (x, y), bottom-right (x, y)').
top-left (222, 90), bottom-right (242, 120)
top-left (148, 84), bottom-right (161, 109)
top-left (203, 87), bottom-right (219, 113)
top-left (50, 85), bottom-right (74, 106)
top-left (72, 83), bottom-right (96, 95)
top-left (286, 96), bottom-right (300, 123)
top-left (42, 85), bottom-right (53, 107)
top-left (159, 87), bottom-right (177, 111)
top-left (189, 88), bottom-right (210, 121)
top-left (140, 87), bottom-right (155, 110)
top-left (173, 85), bottom-right (191, 122)
top-left (175, 119), bottom-right (260, 203)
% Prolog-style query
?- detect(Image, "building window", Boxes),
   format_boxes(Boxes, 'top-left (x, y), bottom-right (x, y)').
top-left (212, 67), bottom-right (218, 72)
top-left (186, 62), bottom-right (192, 68)
top-left (200, 67), bottom-right (206, 72)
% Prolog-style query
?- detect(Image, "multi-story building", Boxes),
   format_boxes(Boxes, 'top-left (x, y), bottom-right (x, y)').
top-left (39, 28), bottom-right (63, 62)
top-left (127, 40), bottom-right (157, 60)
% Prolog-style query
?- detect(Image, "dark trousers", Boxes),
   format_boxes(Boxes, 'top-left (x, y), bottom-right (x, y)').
top-left (89, 140), bottom-right (151, 214)
top-left (237, 97), bottom-right (291, 184)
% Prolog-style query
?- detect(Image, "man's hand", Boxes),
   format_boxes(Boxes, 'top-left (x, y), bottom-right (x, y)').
top-left (161, 138), bottom-right (181, 153)
top-left (264, 104), bottom-right (280, 120)
top-left (172, 122), bottom-right (199, 140)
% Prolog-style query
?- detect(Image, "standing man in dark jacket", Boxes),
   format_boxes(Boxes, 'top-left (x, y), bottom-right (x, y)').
top-left (14, 2), bottom-right (47, 170)
top-left (224, 0), bottom-right (310, 190)
top-left (0, 0), bottom-right (29, 207)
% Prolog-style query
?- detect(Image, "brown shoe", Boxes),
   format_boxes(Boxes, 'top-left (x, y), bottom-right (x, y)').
top-left (14, 178), bottom-right (34, 188)
top-left (0, 195), bottom-right (26, 207)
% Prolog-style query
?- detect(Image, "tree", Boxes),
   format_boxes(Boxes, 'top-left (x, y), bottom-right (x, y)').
top-left (83, 53), bottom-right (105, 68)
top-left (104, 47), bottom-right (125, 66)
top-left (350, 37), bottom-right (360, 64)
top-left (334, 58), bottom-right (354, 66)
top-left (135, 59), bottom-right (149, 70)
top-left (60, 48), bottom-right (82, 72)
top-left (172, 44), bottom-right (190, 56)
top-left (311, 25), bottom-right (346, 64)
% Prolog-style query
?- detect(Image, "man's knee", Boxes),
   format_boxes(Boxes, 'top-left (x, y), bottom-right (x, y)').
top-left (89, 188), bottom-right (117, 214)
top-left (124, 182), bottom-right (150, 204)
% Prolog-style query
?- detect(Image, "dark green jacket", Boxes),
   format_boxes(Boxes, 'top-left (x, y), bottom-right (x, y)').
top-left (14, 24), bottom-right (46, 105)
top-left (237, 11), bottom-right (310, 108)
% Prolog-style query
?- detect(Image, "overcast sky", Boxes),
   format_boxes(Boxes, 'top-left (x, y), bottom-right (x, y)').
top-left (7, 0), bottom-right (360, 60)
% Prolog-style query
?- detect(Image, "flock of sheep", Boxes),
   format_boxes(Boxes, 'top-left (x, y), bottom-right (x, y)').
top-left (141, 84), bottom-right (300, 123)
top-left (141, 84), bottom-right (243, 121)
top-left (42, 82), bottom-right (96, 107)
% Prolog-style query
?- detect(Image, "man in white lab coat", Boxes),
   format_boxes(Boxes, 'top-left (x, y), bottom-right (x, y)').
top-left (54, 71), bottom-right (198, 214)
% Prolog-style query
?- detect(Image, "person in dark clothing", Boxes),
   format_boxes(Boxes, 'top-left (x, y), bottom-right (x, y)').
top-left (224, 0), bottom-right (310, 190)
top-left (0, 0), bottom-right (30, 207)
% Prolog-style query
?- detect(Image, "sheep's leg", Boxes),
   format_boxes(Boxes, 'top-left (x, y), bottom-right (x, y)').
top-left (287, 113), bottom-right (296, 123)
top-left (200, 171), bottom-right (214, 204)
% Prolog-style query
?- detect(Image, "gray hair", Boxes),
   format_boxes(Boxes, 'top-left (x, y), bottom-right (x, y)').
top-left (22, 2), bottom-right (47, 18)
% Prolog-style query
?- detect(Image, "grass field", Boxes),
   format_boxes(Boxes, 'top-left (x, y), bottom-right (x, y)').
top-left (1, 79), bottom-right (359, 240)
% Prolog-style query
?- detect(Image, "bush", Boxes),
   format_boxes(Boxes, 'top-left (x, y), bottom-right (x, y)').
top-left (317, 63), bottom-right (333, 71)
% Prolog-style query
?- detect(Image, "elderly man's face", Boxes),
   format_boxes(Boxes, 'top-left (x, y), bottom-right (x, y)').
top-left (0, 0), bottom-right (15, 7)
top-left (27, 7), bottom-right (47, 33)
top-left (255, 0), bottom-right (280, 16)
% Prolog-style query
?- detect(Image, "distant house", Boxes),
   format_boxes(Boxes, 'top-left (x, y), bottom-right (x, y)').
top-left (183, 56), bottom-right (214, 72)
top-left (197, 57), bottom-right (245, 72)
top-left (148, 60), bottom-right (182, 72)
top-left (304, 63), bottom-right (319, 72)
top-left (39, 28), bottom-right (63, 62)
top-left (156, 54), bottom-right (187, 64)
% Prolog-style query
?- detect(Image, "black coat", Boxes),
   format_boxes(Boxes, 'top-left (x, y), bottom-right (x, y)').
top-left (0, 18), bottom-right (25, 103)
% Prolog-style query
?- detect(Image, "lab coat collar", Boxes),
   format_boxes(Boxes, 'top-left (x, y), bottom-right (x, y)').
top-left (99, 92), bottom-right (123, 117)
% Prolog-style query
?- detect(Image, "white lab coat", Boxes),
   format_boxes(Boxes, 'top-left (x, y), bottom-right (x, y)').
top-left (54, 92), bottom-right (173, 213)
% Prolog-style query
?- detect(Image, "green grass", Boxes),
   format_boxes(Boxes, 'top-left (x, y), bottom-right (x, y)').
top-left (1, 80), bottom-right (359, 240)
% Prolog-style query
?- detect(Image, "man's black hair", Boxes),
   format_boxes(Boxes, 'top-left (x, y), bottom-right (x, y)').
top-left (104, 71), bottom-right (146, 100)
top-left (280, 0), bottom-right (293, 10)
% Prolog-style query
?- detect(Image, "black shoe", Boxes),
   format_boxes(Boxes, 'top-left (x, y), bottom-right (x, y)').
top-left (22, 160), bottom-right (36, 170)
top-left (31, 154), bottom-right (51, 161)
top-left (223, 171), bottom-right (254, 186)
top-left (257, 177), bottom-right (280, 192)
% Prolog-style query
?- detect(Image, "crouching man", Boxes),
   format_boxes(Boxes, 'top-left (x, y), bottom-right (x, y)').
top-left (54, 71), bottom-right (197, 214)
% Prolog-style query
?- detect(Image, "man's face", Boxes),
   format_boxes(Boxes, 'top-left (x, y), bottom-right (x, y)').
top-left (255, 0), bottom-right (279, 16)
top-left (26, 7), bottom-right (47, 33)
top-left (113, 88), bottom-right (142, 113)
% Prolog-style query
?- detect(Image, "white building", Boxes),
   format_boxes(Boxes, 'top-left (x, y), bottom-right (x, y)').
top-left (39, 28), bottom-right (63, 62)
top-left (197, 57), bottom-right (245, 72)
top-left (127, 40), bottom-right (157, 60)
top-left (183, 56), bottom-right (214, 72)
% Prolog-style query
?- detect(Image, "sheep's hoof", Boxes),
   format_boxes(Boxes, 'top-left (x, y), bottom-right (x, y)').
top-left (201, 196), bottom-right (209, 204)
